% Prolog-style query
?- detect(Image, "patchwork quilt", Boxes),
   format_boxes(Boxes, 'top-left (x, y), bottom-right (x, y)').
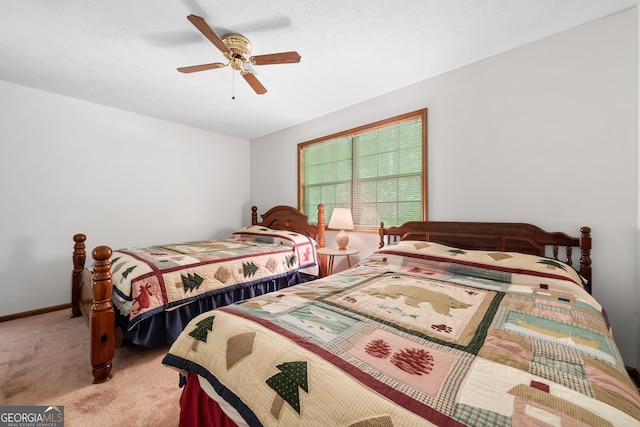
top-left (163, 240), bottom-right (640, 426)
top-left (109, 226), bottom-right (318, 330)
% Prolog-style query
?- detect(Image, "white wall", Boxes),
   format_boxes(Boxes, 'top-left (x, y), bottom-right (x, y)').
top-left (637, 4), bottom-right (640, 373)
top-left (251, 9), bottom-right (640, 368)
top-left (0, 81), bottom-right (250, 316)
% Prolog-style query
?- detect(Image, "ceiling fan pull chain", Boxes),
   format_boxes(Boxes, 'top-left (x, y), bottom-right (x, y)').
top-left (232, 69), bottom-right (235, 100)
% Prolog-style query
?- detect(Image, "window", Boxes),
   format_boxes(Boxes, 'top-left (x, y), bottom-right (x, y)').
top-left (298, 109), bottom-right (427, 229)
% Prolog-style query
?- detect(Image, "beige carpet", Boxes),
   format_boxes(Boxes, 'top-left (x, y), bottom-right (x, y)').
top-left (0, 309), bottom-right (182, 426)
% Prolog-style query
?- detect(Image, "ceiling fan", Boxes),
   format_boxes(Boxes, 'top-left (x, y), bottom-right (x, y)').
top-left (177, 14), bottom-right (301, 95)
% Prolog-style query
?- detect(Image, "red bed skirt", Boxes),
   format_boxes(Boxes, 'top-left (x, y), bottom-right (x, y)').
top-left (179, 373), bottom-right (239, 427)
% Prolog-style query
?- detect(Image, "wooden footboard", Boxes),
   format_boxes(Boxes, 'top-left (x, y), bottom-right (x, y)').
top-left (71, 204), bottom-right (326, 384)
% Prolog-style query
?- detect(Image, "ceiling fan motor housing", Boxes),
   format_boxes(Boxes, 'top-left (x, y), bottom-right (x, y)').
top-left (222, 34), bottom-right (252, 70)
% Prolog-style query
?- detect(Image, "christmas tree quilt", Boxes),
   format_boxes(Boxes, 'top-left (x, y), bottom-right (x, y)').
top-left (108, 226), bottom-right (318, 329)
top-left (164, 240), bottom-right (640, 426)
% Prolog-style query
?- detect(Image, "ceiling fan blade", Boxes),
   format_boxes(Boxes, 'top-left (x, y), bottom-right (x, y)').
top-left (186, 14), bottom-right (230, 54)
top-left (177, 63), bottom-right (226, 73)
top-left (241, 70), bottom-right (267, 95)
top-left (251, 51), bottom-right (301, 66)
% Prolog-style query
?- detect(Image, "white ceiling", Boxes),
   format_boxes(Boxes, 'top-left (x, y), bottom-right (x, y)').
top-left (1, 1), bottom-right (637, 140)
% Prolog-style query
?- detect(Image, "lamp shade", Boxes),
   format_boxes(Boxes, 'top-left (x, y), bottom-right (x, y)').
top-left (328, 208), bottom-right (354, 231)
top-left (328, 208), bottom-right (354, 250)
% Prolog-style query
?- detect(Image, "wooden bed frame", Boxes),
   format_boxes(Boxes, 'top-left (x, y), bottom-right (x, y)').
top-left (70, 204), bottom-right (325, 384)
top-left (379, 221), bottom-right (592, 293)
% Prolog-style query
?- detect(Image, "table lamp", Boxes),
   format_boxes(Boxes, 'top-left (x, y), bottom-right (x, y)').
top-left (328, 208), bottom-right (354, 250)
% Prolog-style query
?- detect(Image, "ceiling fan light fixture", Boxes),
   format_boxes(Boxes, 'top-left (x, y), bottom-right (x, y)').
top-left (229, 56), bottom-right (245, 71)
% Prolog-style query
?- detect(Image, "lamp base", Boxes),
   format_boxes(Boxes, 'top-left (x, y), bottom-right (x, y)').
top-left (336, 230), bottom-right (349, 250)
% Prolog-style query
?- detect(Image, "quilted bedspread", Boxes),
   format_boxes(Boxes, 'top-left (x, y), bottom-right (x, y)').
top-left (109, 226), bottom-right (318, 329)
top-left (163, 240), bottom-right (640, 426)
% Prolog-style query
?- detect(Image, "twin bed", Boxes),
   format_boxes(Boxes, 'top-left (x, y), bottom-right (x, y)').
top-left (71, 213), bottom-right (640, 426)
top-left (70, 205), bottom-right (326, 384)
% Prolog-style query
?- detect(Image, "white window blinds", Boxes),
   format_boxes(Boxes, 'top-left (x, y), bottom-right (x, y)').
top-left (299, 109), bottom-right (427, 228)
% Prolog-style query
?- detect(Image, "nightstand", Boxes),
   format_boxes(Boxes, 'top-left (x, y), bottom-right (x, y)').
top-left (316, 247), bottom-right (359, 276)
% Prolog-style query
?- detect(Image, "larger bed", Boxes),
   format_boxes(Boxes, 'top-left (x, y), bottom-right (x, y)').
top-left (71, 205), bottom-right (326, 384)
top-left (161, 219), bottom-right (640, 426)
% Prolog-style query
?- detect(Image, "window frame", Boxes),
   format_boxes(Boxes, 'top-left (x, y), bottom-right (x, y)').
top-left (297, 108), bottom-right (428, 232)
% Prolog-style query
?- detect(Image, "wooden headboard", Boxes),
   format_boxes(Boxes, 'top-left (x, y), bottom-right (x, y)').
top-left (251, 204), bottom-right (325, 248)
top-left (379, 221), bottom-right (592, 293)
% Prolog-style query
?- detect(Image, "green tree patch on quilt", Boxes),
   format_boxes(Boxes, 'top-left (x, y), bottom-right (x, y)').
top-left (266, 361), bottom-right (308, 419)
top-left (182, 272), bottom-right (204, 292)
top-left (188, 315), bottom-right (215, 351)
top-left (537, 259), bottom-right (568, 271)
top-left (286, 254), bottom-right (297, 268)
top-left (243, 261), bottom-right (259, 278)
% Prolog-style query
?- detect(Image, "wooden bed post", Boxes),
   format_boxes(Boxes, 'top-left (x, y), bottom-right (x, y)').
top-left (579, 226), bottom-right (592, 294)
top-left (70, 234), bottom-right (86, 318)
top-left (316, 204), bottom-right (327, 277)
top-left (251, 206), bottom-right (258, 225)
top-left (90, 245), bottom-right (115, 384)
top-left (317, 204), bottom-right (325, 248)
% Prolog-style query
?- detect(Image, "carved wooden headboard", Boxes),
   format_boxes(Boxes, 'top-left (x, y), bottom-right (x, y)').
top-left (379, 221), bottom-right (592, 293)
top-left (251, 204), bottom-right (325, 248)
